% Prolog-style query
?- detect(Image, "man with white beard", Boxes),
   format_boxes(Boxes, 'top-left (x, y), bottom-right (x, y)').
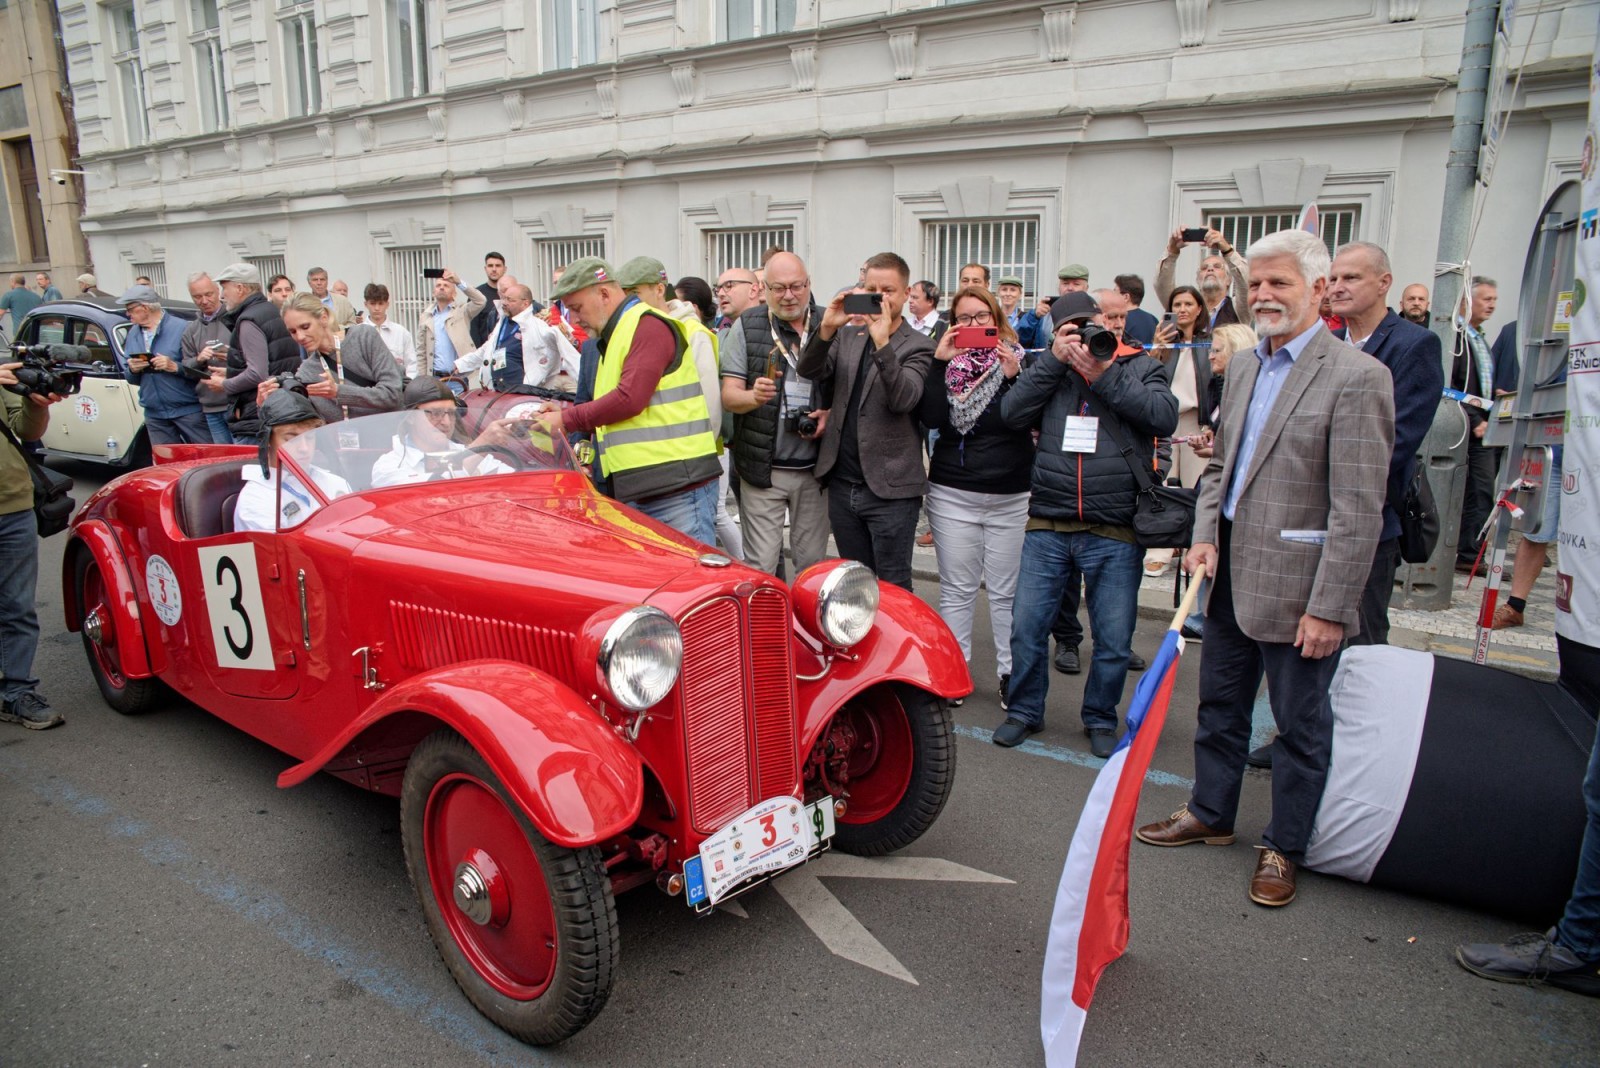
top-left (1155, 226), bottom-right (1253, 331)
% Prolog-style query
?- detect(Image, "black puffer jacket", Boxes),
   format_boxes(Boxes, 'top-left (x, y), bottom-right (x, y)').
top-left (1000, 350), bottom-right (1179, 525)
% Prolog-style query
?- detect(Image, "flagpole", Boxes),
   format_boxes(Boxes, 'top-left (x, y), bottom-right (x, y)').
top-left (1168, 563), bottom-right (1208, 632)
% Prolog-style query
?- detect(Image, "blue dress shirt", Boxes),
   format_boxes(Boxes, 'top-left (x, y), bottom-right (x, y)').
top-left (1223, 320), bottom-right (1323, 521)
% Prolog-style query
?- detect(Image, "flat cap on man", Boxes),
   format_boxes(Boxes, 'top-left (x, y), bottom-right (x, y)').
top-left (997, 275), bottom-right (1024, 288)
top-left (616, 256), bottom-right (669, 289)
top-left (552, 257), bottom-right (616, 301)
top-left (115, 284), bottom-right (162, 307)
top-left (77, 273), bottom-right (96, 287)
top-left (214, 262), bottom-right (262, 285)
top-left (1057, 263), bottom-right (1090, 281)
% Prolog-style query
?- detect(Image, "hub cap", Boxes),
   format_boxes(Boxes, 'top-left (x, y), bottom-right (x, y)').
top-left (454, 862), bottom-right (492, 926)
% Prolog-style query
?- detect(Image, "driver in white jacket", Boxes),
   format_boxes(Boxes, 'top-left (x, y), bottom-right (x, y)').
top-left (371, 377), bottom-right (521, 486)
top-left (454, 282), bottom-right (579, 392)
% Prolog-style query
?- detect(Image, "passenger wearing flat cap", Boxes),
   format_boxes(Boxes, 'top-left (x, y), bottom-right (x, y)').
top-left (232, 389), bottom-right (352, 532)
top-left (119, 284), bottom-right (211, 445)
top-left (371, 377), bottom-right (520, 486)
top-left (993, 289), bottom-right (1178, 756)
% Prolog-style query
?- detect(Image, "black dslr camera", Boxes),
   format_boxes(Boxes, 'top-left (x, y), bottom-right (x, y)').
top-left (6, 343), bottom-right (85, 398)
top-left (1075, 323), bottom-right (1119, 361)
top-left (783, 410), bottom-right (819, 438)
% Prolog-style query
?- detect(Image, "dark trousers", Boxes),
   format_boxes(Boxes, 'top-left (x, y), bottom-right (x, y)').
top-left (1050, 563), bottom-right (1084, 647)
top-left (1351, 537), bottom-right (1400, 647)
top-left (146, 410), bottom-right (213, 447)
top-left (828, 480), bottom-right (921, 591)
top-left (1457, 436), bottom-right (1501, 564)
top-left (1189, 524), bottom-right (1339, 861)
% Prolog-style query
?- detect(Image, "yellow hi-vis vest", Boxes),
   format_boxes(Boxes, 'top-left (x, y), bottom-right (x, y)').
top-left (593, 302), bottom-right (718, 478)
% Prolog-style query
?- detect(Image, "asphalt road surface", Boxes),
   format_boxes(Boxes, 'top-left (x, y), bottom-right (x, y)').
top-left (2, 462), bottom-right (1596, 1067)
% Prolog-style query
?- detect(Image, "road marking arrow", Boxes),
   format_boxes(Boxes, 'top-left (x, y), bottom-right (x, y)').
top-left (767, 854), bottom-right (1013, 985)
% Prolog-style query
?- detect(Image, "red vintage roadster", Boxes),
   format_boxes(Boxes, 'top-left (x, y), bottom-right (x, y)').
top-left (62, 408), bottom-right (971, 1044)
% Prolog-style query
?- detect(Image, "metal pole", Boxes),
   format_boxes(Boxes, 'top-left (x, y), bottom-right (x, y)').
top-left (1400, 0), bottom-right (1501, 610)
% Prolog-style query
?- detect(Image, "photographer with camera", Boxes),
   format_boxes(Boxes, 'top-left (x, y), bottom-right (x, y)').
top-left (1155, 226), bottom-right (1252, 331)
top-left (993, 291), bottom-right (1177, 755)
top-left (0, 363), bottom-right (66, 729)
top-left (119, 285), bottom-right (212, 446)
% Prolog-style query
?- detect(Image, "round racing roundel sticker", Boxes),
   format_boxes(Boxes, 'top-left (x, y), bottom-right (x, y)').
top-left (504, 401), bottom-right (544, 420)
top-left (74, 396), bottom-right (100, 422)
top-left (145, 555), bottom-right (182, 627)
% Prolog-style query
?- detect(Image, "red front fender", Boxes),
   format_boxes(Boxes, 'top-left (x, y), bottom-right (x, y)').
top-left (795, 582), bottom-right (971, 754)
top-left (277, 662), bottom-right (644, 849)
top-left (63, 520), bottom-right (155, 679)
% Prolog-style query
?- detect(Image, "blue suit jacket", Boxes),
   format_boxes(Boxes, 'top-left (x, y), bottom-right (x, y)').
top-left (1338, 309), bottom-right (1443, 542)
top-left (1123, 307), bottom-right (1158, 346)
top-left (1489, 320), bottom-right (1521, 394)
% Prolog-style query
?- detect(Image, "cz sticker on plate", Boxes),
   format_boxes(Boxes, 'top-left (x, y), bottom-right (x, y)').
top-left (684, 796), bottom-right (835, 908)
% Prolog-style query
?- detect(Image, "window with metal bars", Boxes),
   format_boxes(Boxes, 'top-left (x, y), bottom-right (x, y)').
top-left (385, 245), bottom-right (442, 328)
top-left (535, 237), bottom-right (606, 301)
top-left (706, 228), bottom-right (793, 280)
top-left (109, 3), bottom-right (151, 146)
top-left (923, 218), bottom-right (1039, 305)
top-left (191, 0), bottom-right (229, 133)
top-left (389, 0), bottom-right (430, 99)
top-left (132, 263), bottom-right (169, 298)
top-left (279, 0), bottom-right (322, 117)
top-left (245, 255), bottom-right (288, 288)
top-left (1204, 207), bottom-right (1360, 257)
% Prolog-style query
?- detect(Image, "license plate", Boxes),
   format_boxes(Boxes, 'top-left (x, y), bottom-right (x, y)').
top-left (685, 796), bottom-right (835, 908)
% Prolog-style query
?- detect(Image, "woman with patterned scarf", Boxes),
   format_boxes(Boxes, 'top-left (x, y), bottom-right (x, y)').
top-left (917, 284), bottom-right (1036, 708)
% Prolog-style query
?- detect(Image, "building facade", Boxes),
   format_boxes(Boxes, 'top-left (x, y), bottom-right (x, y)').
top-left (59, 0), bottom-right (1597, 325)
top-left (1, 0), bottom-right (91, 291)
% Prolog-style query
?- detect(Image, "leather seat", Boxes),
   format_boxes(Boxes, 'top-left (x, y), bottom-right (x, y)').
top-left (175, 460), bottom-right (251, 539)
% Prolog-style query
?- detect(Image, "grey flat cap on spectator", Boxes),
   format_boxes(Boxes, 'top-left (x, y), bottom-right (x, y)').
top-left (997, 275), bottom-right (1024, 287)
top-left (77, 273), bottom-right (96, 287)
top-left (1057, 263), bottom-right (1090, 281)
top-left (214, 262), bottom-right (262, 285)
top-left (616, 256), bottom-right (669, 289)
top-left (115, 284), bottom-right (162, 307)
top-left (552, 257), bottom-right (617, 300)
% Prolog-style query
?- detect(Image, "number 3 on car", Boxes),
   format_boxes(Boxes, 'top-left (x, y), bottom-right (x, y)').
top-left (196, 545), bottom-right (275, 671)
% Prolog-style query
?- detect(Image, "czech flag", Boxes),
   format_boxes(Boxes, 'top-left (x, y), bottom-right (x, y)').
top-left (1039, 587), bottom-right (1197, 1066)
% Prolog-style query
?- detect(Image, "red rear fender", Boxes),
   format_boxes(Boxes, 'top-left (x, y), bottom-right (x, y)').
top-left (63, 521), bottom-right (155, 679)
top-left (277, 662), bottom-right (644, 849)
top-left (794, 582), bottom-right (971, 753)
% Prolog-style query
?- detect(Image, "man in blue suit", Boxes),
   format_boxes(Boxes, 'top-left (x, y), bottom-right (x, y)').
top-left (1116, 273), bottom-right (1159, 347)
top-left (1328, 242), bottom-right (1444, 643)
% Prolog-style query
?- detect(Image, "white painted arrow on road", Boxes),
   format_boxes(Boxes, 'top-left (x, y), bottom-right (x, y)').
top-left (746, 854), bottom-right (1014, 985)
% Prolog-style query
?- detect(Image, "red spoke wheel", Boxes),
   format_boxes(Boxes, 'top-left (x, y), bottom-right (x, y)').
top-left (830, 683), bottom-right (955, 857)
top-left (74, 552), bottom-right (159, 714)
top-left (401, 730), bottom-right (617, 1045)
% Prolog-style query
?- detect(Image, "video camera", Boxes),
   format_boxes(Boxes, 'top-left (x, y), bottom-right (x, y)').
top-left (6, 343), bottom-right (88, 398)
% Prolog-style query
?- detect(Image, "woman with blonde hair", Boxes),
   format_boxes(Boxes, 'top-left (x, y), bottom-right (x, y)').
top-left (280, 292), bottom-right (402, 422)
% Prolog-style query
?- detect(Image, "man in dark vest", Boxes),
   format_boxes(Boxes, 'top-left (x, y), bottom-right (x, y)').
top-left (207, 262), bottom-right (301, 445)
top-left (720, 251), bottom-right (830, 575)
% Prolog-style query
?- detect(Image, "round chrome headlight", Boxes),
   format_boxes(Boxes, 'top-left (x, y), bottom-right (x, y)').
top-left (816, 561), bottom-right (879, 647)
top-left (597, 606), bottom-right (682, 711)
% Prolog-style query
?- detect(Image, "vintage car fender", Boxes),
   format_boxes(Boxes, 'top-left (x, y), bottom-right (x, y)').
top-left (63, 519), bottom-right (155, 679)
top-left (277, 662), bottom-right (644, 849)
top-left (793, 580), bottom-right (973, 755)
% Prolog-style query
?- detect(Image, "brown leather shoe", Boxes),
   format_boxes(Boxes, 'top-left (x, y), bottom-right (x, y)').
top-left (1135, 804), bottom-right (1235, 847)
top-left (1248, 848), bottom-right (1297, 907)
top-left (1490, 604), bottom-right (1524, 630)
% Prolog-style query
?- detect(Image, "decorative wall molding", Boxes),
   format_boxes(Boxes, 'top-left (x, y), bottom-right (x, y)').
top-left (1231, 157), bottom-right (1331, 207)
top-left (173, 147), bottom-right (190, 179)
top-left (255, 133), bottom-right (275, 166)
top-left (222, 138), bottom-right (240, 169)
top-left (144, 152), bottom-right (161, 183)
top-left (369, 216), bottom-right (447, 248)
top-left (790, 43), bottom-right (817, 92)
top-left (936, 176), bottom-right (1014, 217)
top-left (502, 90), bottom-right (525, 130)
top-left (1041, 4), bottom-right (1075, 63)
top-left (888, 28), bottom-right (917, 80)
top-left (1175, 0), bottom-right (1208, 47)
top-left (539, 204), bottom-right (592, 236)
top-left (670, 61), bottom-right (696, 107)
top-left (595, 76), bottom-right (618, 119)
top-left (355, 115), bottom-right (376, 152)
top-left (226, 228), bottom-right (287, 260)
top-left (315, 121), bottom-right (334, 158)
top-left (427, 103), bottom-right (448, 141)
top-left (1387, 0), bottom-right (1420, 21)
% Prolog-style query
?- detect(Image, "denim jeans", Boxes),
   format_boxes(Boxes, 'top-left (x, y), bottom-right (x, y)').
top-left (828, 480), bottom-right (922, 591)
top-left (145, 411), bottom-right (213, 446)
top-left (634, 479), bottom-right (719, 546)
top-left (0, 508), bottom-right (42, 702)
top-left (1556, 724), bottom-right (1600, 961)
top-left (205, 411), bottom-right (234, 444)
top-left (1006, 529), bottom-right (1143, 732)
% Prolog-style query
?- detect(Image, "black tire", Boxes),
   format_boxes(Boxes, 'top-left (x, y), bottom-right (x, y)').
top-left (74, 551), bottom-right (161, 715)
top-left (832, 683), bottom-right (956, 857)
top-left (400, 730), bottom-right (618, 1045)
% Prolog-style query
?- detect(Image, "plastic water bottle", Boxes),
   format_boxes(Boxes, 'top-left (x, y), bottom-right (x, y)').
top-left (105, 436), bottom-right (118, 461)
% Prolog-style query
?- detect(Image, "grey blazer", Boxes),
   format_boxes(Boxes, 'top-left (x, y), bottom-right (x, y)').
top-left (1192, 325), bottom-right (1394, 642)
top-left (797, 320), bottom-right (934, 500)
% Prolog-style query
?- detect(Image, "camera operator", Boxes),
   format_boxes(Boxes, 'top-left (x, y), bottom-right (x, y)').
top-left (992, 292), bottom-right (1178, 755)
top-left (119, 285), bottom-right (211, 446)
top-left (0, 364), bottom-right (66, 729)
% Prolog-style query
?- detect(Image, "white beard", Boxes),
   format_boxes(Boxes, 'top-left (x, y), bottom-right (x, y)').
top-left (1252, 302), bottom-right (1296, 338)
top-left (1199, 276), bottom-right (1225, 298)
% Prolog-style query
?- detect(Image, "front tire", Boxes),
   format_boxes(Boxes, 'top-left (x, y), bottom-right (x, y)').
top-left (74, 551), bottom-right (160, 715)
top-left (400, 730), bottom-right (618, 1045)
top-left (827, 684), bottom-right (955, 857)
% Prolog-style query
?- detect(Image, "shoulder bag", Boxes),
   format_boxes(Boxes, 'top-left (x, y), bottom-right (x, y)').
top-left (0, 414), bottom-right (76, 537)
top-left (1397, 462), bottom-right (1440, 564)
top-left (1083, 390), bottom-right (1195, 550)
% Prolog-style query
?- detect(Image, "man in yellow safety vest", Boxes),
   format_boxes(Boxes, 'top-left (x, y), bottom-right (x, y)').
top-left (534, 257), bottom-right (722, 543)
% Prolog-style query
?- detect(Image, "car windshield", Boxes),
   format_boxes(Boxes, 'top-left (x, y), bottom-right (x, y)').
top-left (276, 407), bottom-right (586, 499)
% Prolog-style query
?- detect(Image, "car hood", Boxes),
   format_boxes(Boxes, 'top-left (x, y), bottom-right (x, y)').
top-left (348, 485), bottom-right (713, 605)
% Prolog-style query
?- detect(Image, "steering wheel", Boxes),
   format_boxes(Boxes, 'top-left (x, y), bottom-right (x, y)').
top-left (466, 444), bottom-right (527, 471)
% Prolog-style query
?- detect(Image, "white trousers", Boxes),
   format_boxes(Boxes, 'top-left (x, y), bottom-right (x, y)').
top-left (924, 482), bottom-right (1030, 677)
top-left (715, 451), bottom-right (744, 561)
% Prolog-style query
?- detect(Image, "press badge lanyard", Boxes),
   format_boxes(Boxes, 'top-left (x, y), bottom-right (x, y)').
top-left (1062, 396), bottom-right (1098, 454)
top-left (767, 308), bottom-right (810, 418)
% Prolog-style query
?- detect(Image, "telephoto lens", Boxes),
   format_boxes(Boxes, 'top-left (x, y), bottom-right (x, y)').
top-left (1075, 323), bottom-right (1119, 361)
